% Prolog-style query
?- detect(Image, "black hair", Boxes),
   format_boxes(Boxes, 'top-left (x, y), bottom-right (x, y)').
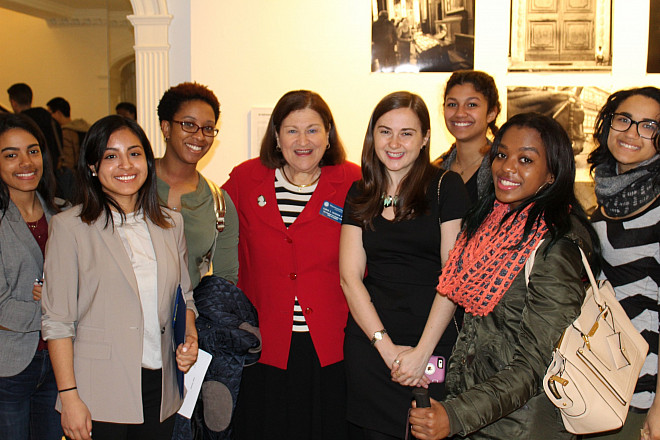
top-left (0, 113), bottom-right (58, 215)
top-left (157, 82), bottom-right (220, 123)
top-left (75, 115), bottom-right (170, 228)
top-left (464, 112), bottom-right (598, 256)
top-left (588, 86), bottom-right (660, 171)
top-left (444, 70), bottom-right (501, 137)
top-left (7, 83), bottom-right (33, 107)
top-left (115, 102), bottom-right (137, 119)
top-left (47, 97), bottom-right (71, 118)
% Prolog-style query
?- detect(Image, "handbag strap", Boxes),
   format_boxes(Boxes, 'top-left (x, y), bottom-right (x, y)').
top-left (198, 178), bottom-right (226, 275)
top-left (436, 170), bottom-right (460, 334)
top-left (524, 240), bottom-right (604, 309)
top-left (206, 177), bottom-right (226, 232)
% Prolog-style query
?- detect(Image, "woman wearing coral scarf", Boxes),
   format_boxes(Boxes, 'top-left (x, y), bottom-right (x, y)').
top-left (407, 113), bottom-right (600, 440)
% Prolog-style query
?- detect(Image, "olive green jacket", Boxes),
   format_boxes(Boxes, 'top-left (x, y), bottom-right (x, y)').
top-left (442, 218), bottom-right (594, 440)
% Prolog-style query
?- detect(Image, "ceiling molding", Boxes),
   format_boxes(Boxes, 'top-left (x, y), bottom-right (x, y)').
top-left (46, 10), bottom-right (131, 27)
top-left (0, 0), bottom-right (132, 23)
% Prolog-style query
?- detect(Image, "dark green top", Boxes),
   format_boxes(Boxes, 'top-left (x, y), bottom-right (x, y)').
top-left (442, 217), bottom-right (594, 439)
top-left (157, 174), bottom-right (238, 288)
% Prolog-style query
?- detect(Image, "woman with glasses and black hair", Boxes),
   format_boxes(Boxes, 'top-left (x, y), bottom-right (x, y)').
top-left (156, 82), bottom-right (238, 288)
top-left (587, 87), bottom-right (660, 440)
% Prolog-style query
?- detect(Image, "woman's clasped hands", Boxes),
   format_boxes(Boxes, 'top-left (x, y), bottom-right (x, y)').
top-left (390, 346), bottom-right (431, 388)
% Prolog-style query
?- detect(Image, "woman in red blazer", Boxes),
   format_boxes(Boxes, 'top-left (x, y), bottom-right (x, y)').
top-left (223, 90), bottom-right (360, 439)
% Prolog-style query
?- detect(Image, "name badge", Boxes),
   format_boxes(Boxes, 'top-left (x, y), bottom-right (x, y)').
top-left (320, 201), bottom-right (343, 223)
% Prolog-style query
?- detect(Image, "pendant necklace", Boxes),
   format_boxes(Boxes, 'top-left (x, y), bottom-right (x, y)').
top-left (382, 194), bottom-right (398, 208)
top-left (455, 142), bottom-right (489, 176)
top-left (455, 154), bottom-right (484, 176)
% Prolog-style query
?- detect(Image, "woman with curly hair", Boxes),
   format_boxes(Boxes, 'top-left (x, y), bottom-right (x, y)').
top-left (156, 82), bottom-right (238, 287)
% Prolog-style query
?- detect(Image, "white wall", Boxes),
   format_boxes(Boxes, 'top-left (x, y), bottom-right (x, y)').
top-left (168, 0), bottom-right (660, 185)
top-left (167, 1), bottom-right (191, 87)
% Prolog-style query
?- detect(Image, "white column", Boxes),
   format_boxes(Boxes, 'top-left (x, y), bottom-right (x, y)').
top-left (127, 10), bottom-right (171, 157)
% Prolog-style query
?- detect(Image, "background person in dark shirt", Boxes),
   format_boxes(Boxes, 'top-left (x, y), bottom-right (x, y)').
top-left (7, 83), bottom-right (63, 176)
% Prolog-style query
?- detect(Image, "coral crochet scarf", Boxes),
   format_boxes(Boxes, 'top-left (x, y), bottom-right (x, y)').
top-left (437, 202), bottom-right (547, 316)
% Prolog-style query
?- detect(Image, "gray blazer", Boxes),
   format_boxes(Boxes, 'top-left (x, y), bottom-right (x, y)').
top-left (41, 206), bottom-right (196, 423)
top-left (0, 195), bottom-right (55, 377)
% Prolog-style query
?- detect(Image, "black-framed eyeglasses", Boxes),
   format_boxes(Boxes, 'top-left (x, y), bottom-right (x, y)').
top-left (171, 120), bottom-right (219, 137)
top-left (610, 113), bottom-right (659, 140)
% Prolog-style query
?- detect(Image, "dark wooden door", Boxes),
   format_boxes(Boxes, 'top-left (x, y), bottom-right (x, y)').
top-left (525, 0), bottom-right (596, 61)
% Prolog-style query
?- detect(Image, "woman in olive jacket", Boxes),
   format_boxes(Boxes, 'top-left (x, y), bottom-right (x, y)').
top-left (407, 113), bottom-right (600, 440)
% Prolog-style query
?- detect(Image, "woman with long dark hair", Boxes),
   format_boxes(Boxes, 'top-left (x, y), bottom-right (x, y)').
top-left (434, 70), bottom-right (501, 202)
top-left (409, 113), bottom-right (600, 439)
top-left (42, 115), bottom-right (198, 440)
top-left (0, 113), bottom-right (61, 440)
top-left (340, 91), bottom-right (469, 439)
top-left (587, 87), bottom-right (660, 440)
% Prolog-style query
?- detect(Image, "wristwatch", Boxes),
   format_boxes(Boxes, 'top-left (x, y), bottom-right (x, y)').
top-left (371, 329), bottom-right (387, 346)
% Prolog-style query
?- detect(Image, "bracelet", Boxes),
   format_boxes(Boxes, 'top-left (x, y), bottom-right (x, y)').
top-left (58, 386), bottom-right (77, 394)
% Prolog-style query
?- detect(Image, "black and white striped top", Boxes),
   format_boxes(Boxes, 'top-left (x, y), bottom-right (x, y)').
top-left (591, 195), bottom-right (660, 410)
top-left (275, 168), bottom-right (318, 333)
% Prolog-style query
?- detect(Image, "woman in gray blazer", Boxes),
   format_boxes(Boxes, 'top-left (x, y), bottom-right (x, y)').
top-left (0, 113), bottom-right (62, 440)
top-left (42, 116), bottom-right (199, 440)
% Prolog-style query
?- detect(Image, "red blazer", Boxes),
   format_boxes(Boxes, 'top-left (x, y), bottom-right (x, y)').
top-left (223, 158), bottom-right (361, 368)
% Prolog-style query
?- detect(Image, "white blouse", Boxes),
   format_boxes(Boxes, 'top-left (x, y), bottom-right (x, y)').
top-left (112, 210), bottom-right (161, 369)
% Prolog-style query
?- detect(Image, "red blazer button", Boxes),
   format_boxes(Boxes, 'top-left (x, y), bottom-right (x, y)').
top-left (289, 273), bottom-right (297, 280)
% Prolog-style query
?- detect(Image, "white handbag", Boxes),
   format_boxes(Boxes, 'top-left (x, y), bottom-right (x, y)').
top-left (525, 241), bottom-right (649, 435)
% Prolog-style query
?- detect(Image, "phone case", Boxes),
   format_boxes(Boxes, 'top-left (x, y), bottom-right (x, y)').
top-left (424, 355), bottom-right (445, 383)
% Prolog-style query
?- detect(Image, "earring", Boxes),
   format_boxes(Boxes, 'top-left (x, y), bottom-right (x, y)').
top-left (275, 144), bottom-right (282, 152)
top-left (534, 181), bottom-right (551, 196)
top-left (165, 136), bottom-right (170, 142)
top-left (326, 143), bottom-right (330, 150)
top-left (92, 171), bottom-right (97, 177)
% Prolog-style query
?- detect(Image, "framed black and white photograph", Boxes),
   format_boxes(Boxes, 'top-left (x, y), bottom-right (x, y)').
top-left (509, 0), bottom-right (612, 72)
top-left (507, 85), bottom-right (611, 210)
top-left (371, 0), bottom-right (475, 73)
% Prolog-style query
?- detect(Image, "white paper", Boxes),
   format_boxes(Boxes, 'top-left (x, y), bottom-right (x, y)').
top-left (177, 349), bottom-right (213, 418)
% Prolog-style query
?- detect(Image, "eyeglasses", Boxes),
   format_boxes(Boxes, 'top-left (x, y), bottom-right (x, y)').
top-left (171, 120), bottom-right (219, 137)
top-left (610, 113), bottom-right (659, 140)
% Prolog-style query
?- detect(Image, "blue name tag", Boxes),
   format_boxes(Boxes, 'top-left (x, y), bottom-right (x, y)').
top-left (320, 201), bottom-right (343, 223)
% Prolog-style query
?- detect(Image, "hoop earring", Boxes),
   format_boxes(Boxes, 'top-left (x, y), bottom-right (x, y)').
top-left (534, 180), bottom-right (553, 196)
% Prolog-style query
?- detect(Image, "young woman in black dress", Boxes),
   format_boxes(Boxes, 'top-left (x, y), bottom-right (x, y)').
top-left (340, 91), bottom-right (470, 439)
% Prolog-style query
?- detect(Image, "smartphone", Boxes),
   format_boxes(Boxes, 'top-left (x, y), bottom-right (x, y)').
top-left (424, 355), bottom-right (445, 383)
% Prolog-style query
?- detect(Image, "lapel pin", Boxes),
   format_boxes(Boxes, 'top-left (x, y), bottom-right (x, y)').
top-left (257, 195), bottom-right (266, 207)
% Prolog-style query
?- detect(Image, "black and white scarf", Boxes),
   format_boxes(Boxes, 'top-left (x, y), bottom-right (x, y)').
top-left (594, 154), bottom-right (660, 217)
top-left (439, 145), bottom-right (491, 199)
